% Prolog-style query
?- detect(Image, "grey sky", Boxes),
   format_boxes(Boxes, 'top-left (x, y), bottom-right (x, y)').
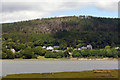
top-left (0, 0), bottom-right (119, 23)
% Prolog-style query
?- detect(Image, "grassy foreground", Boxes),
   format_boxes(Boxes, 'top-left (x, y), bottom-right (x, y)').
top-left (1, 69), bottom-right (119, 80)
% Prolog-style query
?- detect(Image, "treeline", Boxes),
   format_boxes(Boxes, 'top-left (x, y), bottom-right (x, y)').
top-left (2, 46), bottom-right (70, 59)
top-left (2, 30), bottom-right (119, 49)
top-left (72, 46), bottom-right (119, 58)
top-left (1, 45), bottom-right (120, 59)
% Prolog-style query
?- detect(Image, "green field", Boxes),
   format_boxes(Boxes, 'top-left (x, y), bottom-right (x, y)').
top-left (1, 69), bottom-right (119, 80)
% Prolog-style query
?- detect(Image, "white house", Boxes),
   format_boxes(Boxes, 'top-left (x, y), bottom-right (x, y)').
top-left (78, 48), bottom-right (81, 50)
top-left (87, 44), bottom-right (92, 49)
top-left (115, 47), bottom-right (119, 49)
top-left (46, 46), bottom-right (54, 50)
top-left (42, 46), bottom-right (46, 49)
top-left (81, 46), bottom-right (87, 49)
top-left (10, 49), bottom-right (15, 53)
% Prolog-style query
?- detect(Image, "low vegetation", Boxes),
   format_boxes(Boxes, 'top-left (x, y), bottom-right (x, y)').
top-left (1, 69), bottom-right (118, 79)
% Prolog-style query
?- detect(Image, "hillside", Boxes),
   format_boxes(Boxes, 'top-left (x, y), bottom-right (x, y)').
top-left (2, 16), bottom-right (119, 48)
top-left (1, 15), bottom-right (120, 59)
top-left (2, 16), bottom-right (119, 34)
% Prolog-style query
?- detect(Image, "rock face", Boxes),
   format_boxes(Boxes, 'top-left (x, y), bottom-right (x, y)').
top-left (2, 16), bottom-right (118, 34)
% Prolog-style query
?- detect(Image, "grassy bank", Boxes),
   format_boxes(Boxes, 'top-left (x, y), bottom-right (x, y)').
top-left (2, 70), bottom-right (118, 79)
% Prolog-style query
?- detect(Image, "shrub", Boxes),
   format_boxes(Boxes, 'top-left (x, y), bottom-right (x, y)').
top-left (22, 47), bottom-right (35, 59)
top-left (45, 51), bottom-right (57, 58)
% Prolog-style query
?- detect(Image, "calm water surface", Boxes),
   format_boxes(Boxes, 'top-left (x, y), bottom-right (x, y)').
top-left (1, 60), bottom-right (118, 77)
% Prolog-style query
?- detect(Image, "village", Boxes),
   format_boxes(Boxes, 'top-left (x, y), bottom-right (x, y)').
top-left (9, 44), bottom-right (120, 56)
top-left (9, 44), bottom-right (93, 54)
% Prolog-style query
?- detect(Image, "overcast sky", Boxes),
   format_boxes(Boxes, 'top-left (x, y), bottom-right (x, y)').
top-left (0, 0), bottom-right (119, 23)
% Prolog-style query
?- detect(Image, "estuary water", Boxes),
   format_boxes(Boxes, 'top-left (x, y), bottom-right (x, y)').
top-left (1, 60), bottom-right (118, 77)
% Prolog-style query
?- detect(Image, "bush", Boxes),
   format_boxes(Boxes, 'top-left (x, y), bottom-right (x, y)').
top-left (6, 49), bottom-right (15, 59)
top-left (1, 52), bottom-right (7, 59)
top-left (45, 51), bottom-right (57, 58)
top-left (72, 50), bottom-right (82, 58)
top-left (81, 49), bottom-right (90, 57)
top-left (14, 44), bottom-right (26, 51)
top-left (56, 51), bottom-right (64, 58)
top-left (22, 47), bottom-right (35, 59)
top-left (33, 46), bottom-right (46, 56)
top-left (90, 49), bottom-right (99, 57)
top-left (15, 52), bottom-right (22, 58)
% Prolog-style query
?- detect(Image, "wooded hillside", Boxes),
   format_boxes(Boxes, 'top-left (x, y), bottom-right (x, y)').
top-left (2, 16), bottom-right (119, 48)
